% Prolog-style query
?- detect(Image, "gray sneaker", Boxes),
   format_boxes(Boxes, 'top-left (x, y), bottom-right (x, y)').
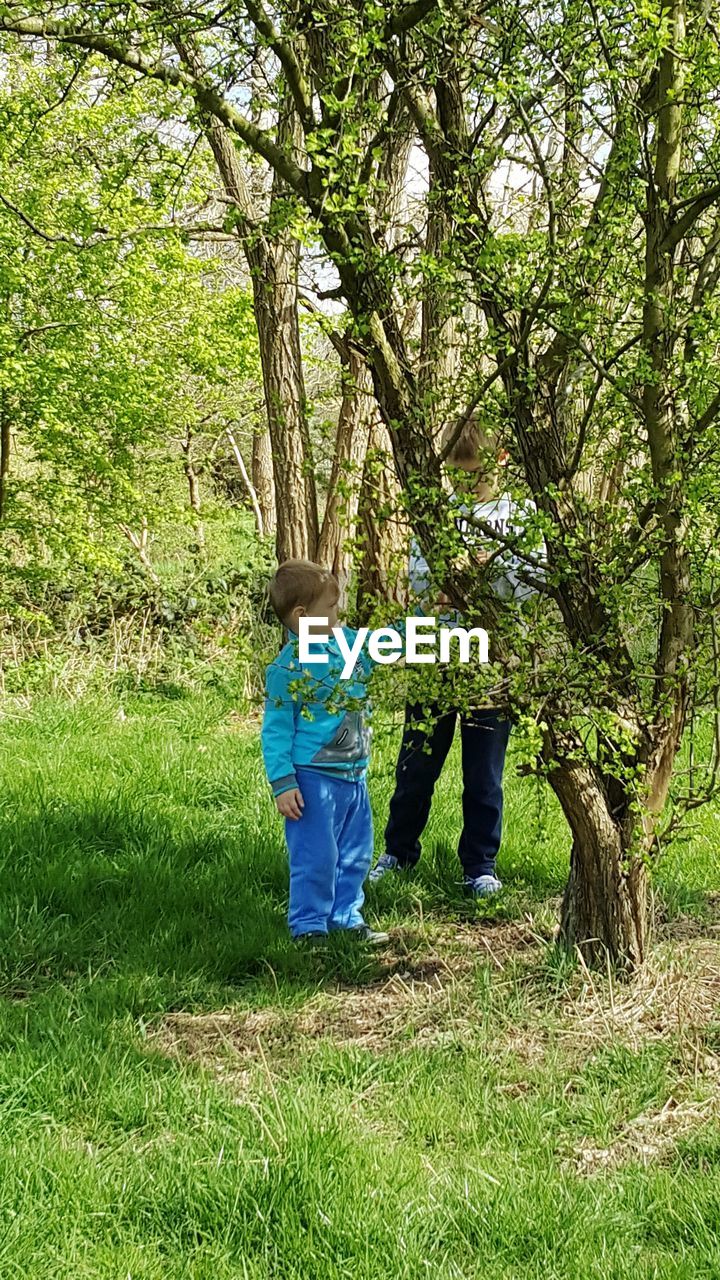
top-left (368, 854), bottom-right (401, 883)
top-left (349, 924), bottom-right (390, 945)
top-left (466, 874), bottom-right (503, 898)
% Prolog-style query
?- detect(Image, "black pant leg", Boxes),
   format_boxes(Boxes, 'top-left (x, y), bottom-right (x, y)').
top-left (384, 701), bottom-right (457, 866)
top-left (458, 711), bottom-right (511, 879)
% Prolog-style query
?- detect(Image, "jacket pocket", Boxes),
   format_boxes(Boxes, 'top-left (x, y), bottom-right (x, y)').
top-left (311, 711), bottom-right (371, 764)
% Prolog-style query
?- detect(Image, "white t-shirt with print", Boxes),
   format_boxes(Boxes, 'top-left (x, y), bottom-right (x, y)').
top-left (408, 493), bottom-right (544, 616)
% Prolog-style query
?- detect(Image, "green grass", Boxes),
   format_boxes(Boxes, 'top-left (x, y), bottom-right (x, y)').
top-left (0, 691), bottom-right (718, 1278)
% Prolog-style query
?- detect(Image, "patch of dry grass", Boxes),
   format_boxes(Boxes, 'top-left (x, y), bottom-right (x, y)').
top-left (153, 912), bottom-right (720, 1181)
top-left (571, 1093), bottom-right (719, 1173)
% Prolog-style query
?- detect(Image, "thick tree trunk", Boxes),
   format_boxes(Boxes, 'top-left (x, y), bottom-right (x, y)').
top-left (263, 85), bottom-right (319, 561)
top-left (419, 91), bottom-right (461, 437)
top-left (560, 849), bottom-right (649, 973)
top-left (550, 761), bottom-right (650, 970)
top-left (253, 248), bottom-right (317, 561)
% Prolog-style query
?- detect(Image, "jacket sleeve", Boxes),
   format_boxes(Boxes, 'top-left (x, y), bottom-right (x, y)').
top-left (261, 661), bottom-right (299, 797)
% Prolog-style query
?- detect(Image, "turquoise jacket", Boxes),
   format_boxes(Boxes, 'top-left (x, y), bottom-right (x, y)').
top-left (261, 627), bottom-right (373, 797)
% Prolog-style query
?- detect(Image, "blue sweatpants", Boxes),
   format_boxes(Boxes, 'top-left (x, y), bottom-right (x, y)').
top-left (284, 767), bottom-right (373, 937)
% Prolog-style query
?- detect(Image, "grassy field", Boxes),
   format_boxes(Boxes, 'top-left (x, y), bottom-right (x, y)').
top-left (0, 691), bottom-right (718, 1279)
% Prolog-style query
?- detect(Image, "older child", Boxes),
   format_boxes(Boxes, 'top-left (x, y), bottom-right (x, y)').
top-left (261, 559), bottom-right (388, 943)
top-left (370, 419), bottom-right (541, 896)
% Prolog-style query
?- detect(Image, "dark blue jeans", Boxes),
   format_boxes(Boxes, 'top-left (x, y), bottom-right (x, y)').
top-left (384, 702), bottom-right (511, 879)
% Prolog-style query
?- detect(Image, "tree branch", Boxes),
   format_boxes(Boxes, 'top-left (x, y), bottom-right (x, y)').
top-left (695, 387), bottom-right (720, 435)
top-left (0, 191), bottom-right (74, 244)
top-left (537, 108), bottom-right (635, 382)
top-left (545, 323), bottom-right (645, 412)
top-left (663, 181), bottom-right (720, 251)
top-left (243, 0), bottom-right (316, 133)
top-left (386, 0), bottom-right (437, 35)
top-left (0, 14), bottom-right (312, 199)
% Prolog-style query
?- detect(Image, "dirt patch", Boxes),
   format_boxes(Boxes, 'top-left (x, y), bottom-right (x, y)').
top-left (658, 893), bottom-right (720, 942)
top-left (155, 968), bottom-right (472, 1070)
top-left (384, 915), bottom-right (550, 977)
top-left (151, 925), bottom-right (720, 1173)
top-left (154, 932), bottom-right (720, 1071)
top-left (153, 917), bottom-right (549, 1072)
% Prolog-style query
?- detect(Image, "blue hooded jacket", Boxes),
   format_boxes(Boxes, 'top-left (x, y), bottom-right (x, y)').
top-left (261, 627), bottom-right (374, 797)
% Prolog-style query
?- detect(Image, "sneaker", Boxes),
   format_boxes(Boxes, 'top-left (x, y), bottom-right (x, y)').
top-left (465, 874), bottom-right (503, 898)
top-left (349, 924), bottom-right (390, 945)
top-left (368, 854), bottom-right (401, 883)
top-left (294, 931), bottom-right (326, 942)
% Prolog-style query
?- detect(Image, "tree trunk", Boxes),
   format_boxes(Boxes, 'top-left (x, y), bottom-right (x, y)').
top-left (551, 760), bottom-right (650, 970)
top-left (314, 98), bottom-right (411, 600)
top-left (120, 519), bottom-right (160, 584)
top-left (253, 251), bottom-right (317, 561)
top-left (419, 134), bottom-right (461, 436)
top-left (251, 424), bottom-right (275, 537)
top-left (317, 353), bottom-right (373, 601)
top-left (172, 35), bottom-right (315, 562)
top-left (0, 389), bottom-right (9, 520)
top-left (181, 430), bottom-right (205, 553)
top-left (356, 419), bottom-right (407, 617)
top-left (226, 428), bottom-right (265, 537)
top-left (262, 83), bottom-right (319, 561)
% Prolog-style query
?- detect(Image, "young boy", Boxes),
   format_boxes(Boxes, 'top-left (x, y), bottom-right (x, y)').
top-left (370, 419), bottom-right (541, 896)
top-left (261, 559), bottom-right (389, 943)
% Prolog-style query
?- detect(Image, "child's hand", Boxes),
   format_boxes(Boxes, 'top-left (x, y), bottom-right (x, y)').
top-left (276, 788), bottom-right (304, 821)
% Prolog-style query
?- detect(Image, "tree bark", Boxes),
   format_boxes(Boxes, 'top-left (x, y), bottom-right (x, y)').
top-left (181, 429), bottom-right (205, 552)
top-left (317, 353), bottom-right (373, 600)
top-left (252, 240), bottom-right (317, 560)
top-left (418, 66), bottom-right (462, 437)
top-left (173, 35), bottom-right (315, 562)
top-left (641, 0), bottom-right (693, 778)
top-left (551, 759), bottom-right (649, 970)
top-left (251, 424), bottom-right (275, 537)
top-left (120, 519), bottom-right (160, 583)
top-left (0, 389), bottom-right (10, 520)
top-left (226, 428), bottom-right (265, 537)
top-left (356, 418), bottom-right (407, 616)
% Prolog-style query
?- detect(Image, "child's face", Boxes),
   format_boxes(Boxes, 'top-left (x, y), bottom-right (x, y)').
top-left (450, 458), bottom-right (492, 494)
top-left (311, 582), bottom-right (341, 629)
top-left (450, 448), bottom-right (508, 495)
top-left (287, 581), bottom-right (340, 634)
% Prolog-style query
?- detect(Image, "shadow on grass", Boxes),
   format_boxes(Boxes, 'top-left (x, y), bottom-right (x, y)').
top-left (656, 887), bottom-right (720, 938)
top-left (7, 790), bottom-right (702, 1016)
top-left (365, 835), bottom-right (568, 922)
top-left (0, 795), bottom-right (414, 1007)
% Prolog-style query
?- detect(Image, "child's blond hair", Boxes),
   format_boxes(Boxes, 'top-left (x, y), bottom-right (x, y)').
top-left (268, 560), bottom-right (339, 625)
top-left (442, 414), bottom-right (500, 472)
